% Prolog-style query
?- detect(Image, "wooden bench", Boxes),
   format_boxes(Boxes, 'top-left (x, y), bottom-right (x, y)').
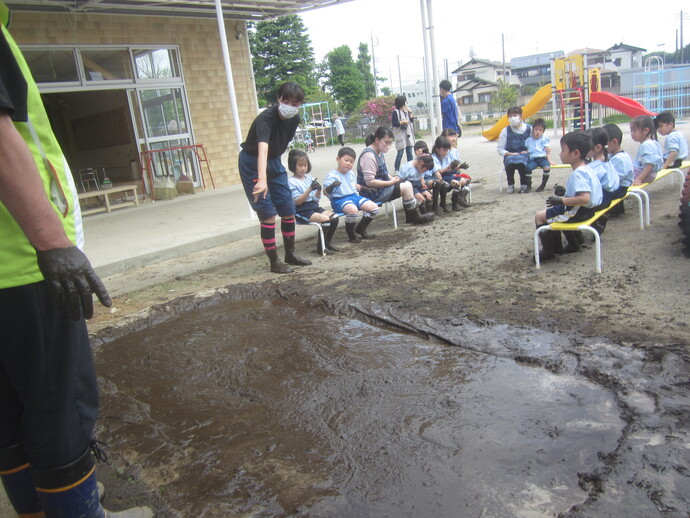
top-left (534, 189), bottom-right (646, 273)
top-left (78, 184), bottom-right (139, 216)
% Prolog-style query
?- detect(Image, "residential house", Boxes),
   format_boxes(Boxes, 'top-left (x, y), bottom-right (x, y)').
top-left (510, 51), bottom-right (564, 86)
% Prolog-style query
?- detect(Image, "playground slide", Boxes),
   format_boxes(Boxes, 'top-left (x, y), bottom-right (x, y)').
top-left (482, 84), bottom-right (552, 141)
top-left (589, 91), bottom-right (656, 118)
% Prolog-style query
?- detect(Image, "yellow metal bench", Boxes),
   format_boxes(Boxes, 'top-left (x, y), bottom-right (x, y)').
top-left (627, 162), bottom-right (689, 225)
top-left (534, 189), bottom-right (645, 273)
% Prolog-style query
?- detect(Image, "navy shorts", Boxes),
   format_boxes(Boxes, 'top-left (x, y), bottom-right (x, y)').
top-left (409, 180), bottom-right (428, 195)
top-left (295, 200), bottom-right (326, 220)
top-left (239, 151), bottom-right (296, 220)
top-left (546, 204), bottom-right (595, 223)
top-left (527, 157), bottom-right (551, 172)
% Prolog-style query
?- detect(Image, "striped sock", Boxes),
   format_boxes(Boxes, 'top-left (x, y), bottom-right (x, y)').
top-left (281, 216), bottom-right (295, 238)
top-left (260, 222), bottom-right (276, 251)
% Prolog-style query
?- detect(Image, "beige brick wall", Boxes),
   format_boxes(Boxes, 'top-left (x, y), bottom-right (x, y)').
top-left (10, 11), bottom-right (259, 188)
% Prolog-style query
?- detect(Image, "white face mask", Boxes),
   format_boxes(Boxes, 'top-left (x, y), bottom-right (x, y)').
top-left (508, 116), bottom-right (521, 127)
top-left (278, 102), bottom-right (299, 119)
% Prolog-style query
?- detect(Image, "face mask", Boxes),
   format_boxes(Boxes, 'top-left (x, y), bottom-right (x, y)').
top-left (508, 116), bottom-right (521, 127)
top-left (278, 102), bottom-right (299, 119)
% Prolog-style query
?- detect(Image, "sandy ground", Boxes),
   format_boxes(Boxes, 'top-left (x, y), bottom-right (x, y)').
top-left (3, 122), bottom-right (689, 516)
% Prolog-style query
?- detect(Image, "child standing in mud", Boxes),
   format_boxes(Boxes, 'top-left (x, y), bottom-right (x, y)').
top-left (238, 81), bottom-right (312, 274)
top-left (323, 147), bottom-right (380, 243)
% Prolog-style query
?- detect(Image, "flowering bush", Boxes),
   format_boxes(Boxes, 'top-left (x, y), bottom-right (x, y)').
top-left (359, 95), bottom-right (396, 127)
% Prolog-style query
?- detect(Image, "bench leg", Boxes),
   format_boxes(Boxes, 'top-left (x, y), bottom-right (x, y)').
top-left (625, 191), bottom-right (645, 230)
top-left (579, 225), bottom-right (602, 273)
top-left (534, 226), bottom-right (549, 269)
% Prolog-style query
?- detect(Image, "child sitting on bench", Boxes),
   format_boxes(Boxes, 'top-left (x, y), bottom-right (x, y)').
top-left (655, 111), bottom-right (688, 169)
top-left (535, 131), bottom-right (603, 260)
top-left (288, 149), bottom-right (340, 255)
top-left (323, 147), bottom-right (380, 243)
top-left (603, 123), bottom-right (634, 215)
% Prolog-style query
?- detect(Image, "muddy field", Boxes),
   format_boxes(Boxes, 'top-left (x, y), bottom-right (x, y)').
top-left (73, 125), bottom-right (690, 517)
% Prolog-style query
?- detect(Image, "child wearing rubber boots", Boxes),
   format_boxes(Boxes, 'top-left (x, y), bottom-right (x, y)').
top-left (535, 131), bottom-right (603, 260)
top-left (526, 118), bottom-right (552, 192)
top-left (323, 147), bottom-right (380, 243)
top-left (440, 128), bottom-right (472, 209)
top-left (239, 81), bottom-right (312, 274)
top-left (288, 149), bottom-right (340, 255)
top-left (397, 154), bottom-right (435, 215)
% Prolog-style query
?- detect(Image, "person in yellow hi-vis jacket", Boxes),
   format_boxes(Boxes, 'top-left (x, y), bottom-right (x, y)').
top-left (0, 3), bottom-right (151, 516)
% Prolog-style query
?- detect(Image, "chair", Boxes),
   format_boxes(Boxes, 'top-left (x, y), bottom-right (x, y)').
top-left (79, 168), bottom-right (100, 192)
top-left (295, 213), bottom-right (330, 257)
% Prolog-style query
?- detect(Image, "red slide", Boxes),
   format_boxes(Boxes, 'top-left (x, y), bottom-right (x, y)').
top-left (590, 91), bottom-right (657, 118)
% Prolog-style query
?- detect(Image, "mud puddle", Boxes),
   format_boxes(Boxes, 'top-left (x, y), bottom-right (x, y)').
top-left (94, 293), bottom-right (626, 517)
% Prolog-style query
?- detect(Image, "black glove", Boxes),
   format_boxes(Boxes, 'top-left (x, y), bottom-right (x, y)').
top-left (310, 180), bottom-right (321, 191)
top-left (459, 162), bottom-right (470, 170)
top-left (449, 159), bottom-right (461, 170)
top-left (546, 195), bottom-right (564, 207)
top-left (36, 246), bottom-right (112, 320)
top-left (553, 184), bottom-right (565, 196)
top-left (324, 180), bottom-right (341, 195)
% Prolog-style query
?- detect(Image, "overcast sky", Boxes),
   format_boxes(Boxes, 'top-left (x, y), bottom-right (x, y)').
top-left (301, 0), bottom-right (686, 90)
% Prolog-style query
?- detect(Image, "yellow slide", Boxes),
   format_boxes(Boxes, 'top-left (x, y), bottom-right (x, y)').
top-left (482, 84), bottom-right (553, 141)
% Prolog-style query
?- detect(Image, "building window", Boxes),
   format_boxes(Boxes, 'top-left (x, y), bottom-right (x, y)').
top-left (81, 49), bottom-right (133, 81)
top-left (22, 49), bottom-right (79, 83)
top-left (133, 48), bottom-right (181, 79)
top-left (478, 93), bottom-right (491, 103)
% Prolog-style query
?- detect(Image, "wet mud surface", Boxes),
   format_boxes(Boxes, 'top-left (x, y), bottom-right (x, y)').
top-left (92, 285), bottom-right (690, 517)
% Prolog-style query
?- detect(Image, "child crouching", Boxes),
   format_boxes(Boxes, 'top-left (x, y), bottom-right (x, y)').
top-left (323, 147), bottom-right (380, 243)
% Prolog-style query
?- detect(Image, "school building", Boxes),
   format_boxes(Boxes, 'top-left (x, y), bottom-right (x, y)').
top-left (5, 0), bottom-right (350, 193)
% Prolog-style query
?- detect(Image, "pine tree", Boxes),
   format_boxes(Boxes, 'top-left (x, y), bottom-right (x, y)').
top-left (356, 43), bottom-right (377, 98)
top-left (248, 15), bottom-right (317, 106)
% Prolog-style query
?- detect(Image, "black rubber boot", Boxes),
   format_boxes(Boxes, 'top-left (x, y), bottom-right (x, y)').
top-left (419, 201), bottom-right (428, 214)
top-left (283, 235), bottom-right (312, 266)
top-left (266, 247), bottom-right (293, 273)
top-left (0, 444), bottom-right (43, 517)
top-left (562, 231), bottom-right (581, 254)
top-left (458, 188), bottom-right (471, 207)
top-left (451, 190), bottom-right (462, 211)
top-left (345, 221), bottom-right (361, 243)
top-left (355, 216), bottom-right (376, 239)
top-left (537, 224), bottom-right (555, 261)
top-left (551, 230), bottom-right (564, 254)
top-left (404, 203), bottom-right (434, 224)
top-left (523, 175), bottom-right (532, 194)
top-left (431, 183), bottom-right (443, 216)
top-left (535, 173), bottom-right (550, 192)
top-left (592, 215), bottom-right (608, 236)
top-left (439, 183), bottom-right (452, 212)
top-left (609, 201), bottom-right (625, 215)
top-left (324, 215), bottom-right (340, 252)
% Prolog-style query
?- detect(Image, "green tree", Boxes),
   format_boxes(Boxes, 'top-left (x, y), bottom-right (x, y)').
top-left (325, 46), bottom-right (366, 113)
top-left (492, 80), bottom-right (519, 110)
top-left (380, 86), bottom-right (392, 96)
top-left (356, 43), bottom-right (377, 98)
top-left (248, 15), bottom-right (317, 106)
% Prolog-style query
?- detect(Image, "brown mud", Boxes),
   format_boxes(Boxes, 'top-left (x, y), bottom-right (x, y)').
top-left (89, 179), bottom-right (690, 516)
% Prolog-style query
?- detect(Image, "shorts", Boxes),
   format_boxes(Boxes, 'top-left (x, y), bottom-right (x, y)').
top-left (441, 173), bottom-right (470, 185)
top-left (366, 182), bottom-right (402, 204)
top-left (409, 180), bottom-right (428, 195)
top-left (546, 204), bottom-right (595, 224)
top-left (295, 200), bottom-right (325, 220)
top-left (239, 151), bottom-right (295, 220)
top-left (527, 157), bottom-right (550, 172)
top-left (331, 193), bottom-right (375, 213)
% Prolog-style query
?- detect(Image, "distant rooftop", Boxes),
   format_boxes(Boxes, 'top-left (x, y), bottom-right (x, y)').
top-left (510, 51), bottom-right (564, 69)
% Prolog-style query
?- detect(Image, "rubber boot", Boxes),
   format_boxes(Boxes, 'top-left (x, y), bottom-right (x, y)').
top-left (439, 183), bottom-right (451, 213)
top-left (345, 221), bottom-right (361, 243)
top-left (523, 175), bottom-right (532, 194)
top-left (535, 174), bottom-right (550, 192)
top-left (266, 247), bottom-right (293, 273)
top-left (355, 216), bottom-right (375, 239)
top-left (431, 182), bottom-right (443, 216)
top-left (609, 200), bottom-right (624, 215)
top-left (458, 188), bottom-right (471, 207)
top-left (283, 235), bottom-right (312, 266)
top-left (425, 199), bottom-right (434, 214)
top-left (551, 230), bottom-right (564, 254)
top-left (0, 444), bottom-right (43, 517)
top-left (451, 190), bottom-right (462, 211)
top-left (419, 201), bottom-right (428, 214)
top-left (404, 203), bottom-right (434, 224)
top-left (33, 448), bottom-right (153, 518)
top-left (537, 224), bottom-right (555, 261)
top-left (324, 216), bottom-right (340, 252)
top-left (562, 231), bottom-right (581, 254)
top-left (591, 215), bottom-right (608, 236)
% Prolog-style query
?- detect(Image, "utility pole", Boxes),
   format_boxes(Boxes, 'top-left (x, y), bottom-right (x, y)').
top-left (501, 33), bottom-right (506, 82)
top-left (370, 32), bottom-right (378, 96)
top-left (397, 55), bottom-right (403, 95)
